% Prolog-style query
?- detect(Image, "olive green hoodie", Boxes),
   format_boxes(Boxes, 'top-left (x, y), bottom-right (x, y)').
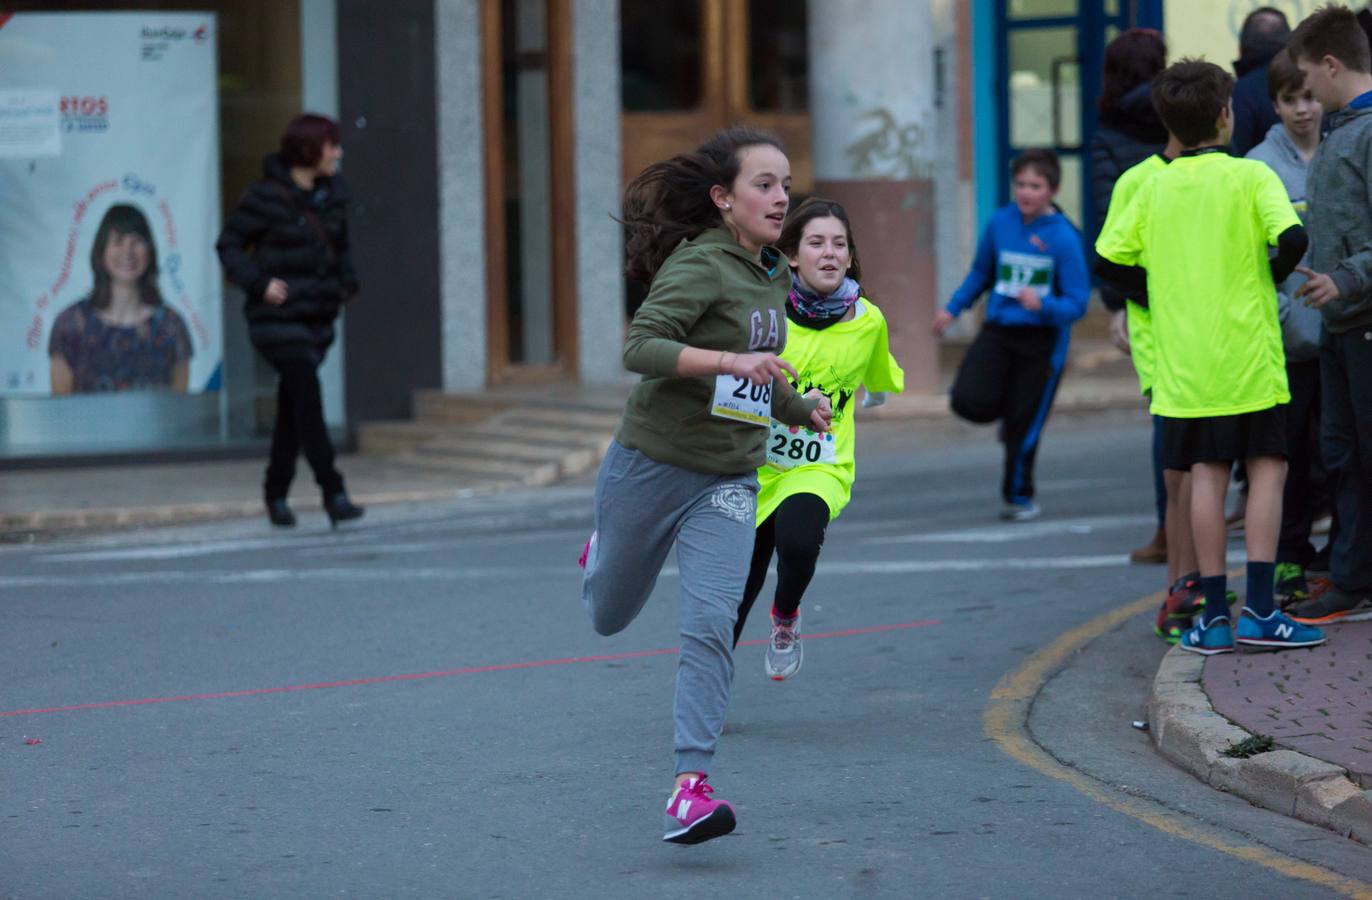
top-left (618, 227), bottom-right (820, 475)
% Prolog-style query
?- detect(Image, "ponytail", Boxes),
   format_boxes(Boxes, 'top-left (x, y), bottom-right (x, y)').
top-left (622, 125), bottom-right (783, 284)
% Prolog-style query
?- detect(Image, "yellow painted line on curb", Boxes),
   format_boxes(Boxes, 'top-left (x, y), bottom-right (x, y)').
top-left (983, 588), bottom-right (1372, 899)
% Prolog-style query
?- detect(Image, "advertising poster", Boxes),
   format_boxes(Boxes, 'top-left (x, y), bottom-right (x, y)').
top-left (0, 12), bottom-right (221, 396)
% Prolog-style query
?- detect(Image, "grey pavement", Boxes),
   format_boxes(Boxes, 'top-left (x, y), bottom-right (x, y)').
top-left (4, 411), bottom-right (1372, 898)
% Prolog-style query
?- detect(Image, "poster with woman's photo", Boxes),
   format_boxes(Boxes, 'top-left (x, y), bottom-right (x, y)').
top-left (0, 11), bottom-right (221, 396)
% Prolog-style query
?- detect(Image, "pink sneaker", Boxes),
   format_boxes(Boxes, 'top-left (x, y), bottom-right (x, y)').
top-left (577, 531), bottom-right (596, 569)
top-left (662, 774), bottom-right (735, 844)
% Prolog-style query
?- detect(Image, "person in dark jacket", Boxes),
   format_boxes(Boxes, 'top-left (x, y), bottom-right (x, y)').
top-left (1089, 27), bottom-right (1169, 563)
top-left (216, 113), bottom-right (364, 529)
top-left (1230, 7), bottom-right (1291, 157)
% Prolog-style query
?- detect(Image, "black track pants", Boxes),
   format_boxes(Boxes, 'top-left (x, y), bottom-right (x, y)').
top-left (733, 492), bottom-right (830, 647)
top-left (949, 323), bottom-right (1067, 504)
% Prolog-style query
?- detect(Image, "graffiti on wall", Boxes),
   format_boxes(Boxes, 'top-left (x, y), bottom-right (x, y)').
top-left (845, 107), bottom-right (931, 188)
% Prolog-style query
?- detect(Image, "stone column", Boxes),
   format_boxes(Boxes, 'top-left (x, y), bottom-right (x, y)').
top-left (572, 0), bottom-right (627, 384)
top-left (807, 0), bottom-right (940, 393)
top-left (435, 0), bottom-right (487, 391)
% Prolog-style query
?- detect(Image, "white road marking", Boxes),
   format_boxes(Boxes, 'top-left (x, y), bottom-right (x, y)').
top-left (0, 550), bottom-right (1246, 590)
top-left (864, 514), bottom-right (1157, 545)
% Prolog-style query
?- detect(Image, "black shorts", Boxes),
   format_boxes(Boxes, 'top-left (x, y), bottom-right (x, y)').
top-left (1162, 407), bottom-right (1288, 470)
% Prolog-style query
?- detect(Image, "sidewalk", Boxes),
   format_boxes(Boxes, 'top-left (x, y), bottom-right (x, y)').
top-left (1151, 621), bottom-right (1372, 844)
top-left (0, 337), bottom-right (1142, 539)
top-left (0, 454), bottom-right (471, 537)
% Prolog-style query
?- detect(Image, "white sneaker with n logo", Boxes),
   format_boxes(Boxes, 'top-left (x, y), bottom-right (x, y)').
top-left (662, 774), bottom-right (736, 845)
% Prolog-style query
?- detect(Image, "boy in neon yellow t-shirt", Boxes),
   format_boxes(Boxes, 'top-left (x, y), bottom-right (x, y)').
top-left (1097, 138), bottom-right (1207, 645)
top-left (1097, 59), bottom-right (1323, 654)
top-left (732, 198), bottom-right (904, 680)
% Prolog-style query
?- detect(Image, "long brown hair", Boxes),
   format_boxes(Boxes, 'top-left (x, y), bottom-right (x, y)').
top-left (777, 197), bottom-right (863, 283)
top-left (622, 125), bottom-right (784, 284)
top-left (1098, 28), bottom-right (1167, 113)
top-left (87, 204), bottom-right (164, 311)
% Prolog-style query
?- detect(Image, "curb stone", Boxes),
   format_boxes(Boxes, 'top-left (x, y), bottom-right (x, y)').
top-left (1150, 645), bottom-right (1372, 845)
top-left (0, 487), bottom-right (487, 538)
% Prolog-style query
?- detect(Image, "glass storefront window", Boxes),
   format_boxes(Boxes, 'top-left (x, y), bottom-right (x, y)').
top-left (0, 0), bottom-right (331, 458)
top-left (1056, 153), bottom-right (1084, 228)
top-left (748, 0), bottom-right (808, 112)
top-left (1008, 0), bottom-right (1079, 18)
top-left (502, 0), bottom-right (555, 365)
top-left (621, 1), bottom-right (702, 111)
top-left (1009, 27), bottom-right (1081, 148)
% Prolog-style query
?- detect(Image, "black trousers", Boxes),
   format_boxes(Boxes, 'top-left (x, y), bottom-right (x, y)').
top-left (264, 356), bottom-right (345, 502)
top-left (733, 492), bottom-right (830, 647)
top-left (950, 323), bottom-right (1066, 504)
top-left (1278, 358), bottom-right (1324, 566)
top-left (1320, 326), bottom-right (1372, 591)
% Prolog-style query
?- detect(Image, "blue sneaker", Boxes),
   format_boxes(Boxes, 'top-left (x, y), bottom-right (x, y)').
top-left (1235, 608), bottom-right (1326, 649)
top-left (1179, 617), bottom-right (1234, 655)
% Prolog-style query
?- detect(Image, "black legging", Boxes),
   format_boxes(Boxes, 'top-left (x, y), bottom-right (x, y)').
top-left (264, 356), bottom-right (345, 501)
top-left (733, 492), bottom-right (830, 647)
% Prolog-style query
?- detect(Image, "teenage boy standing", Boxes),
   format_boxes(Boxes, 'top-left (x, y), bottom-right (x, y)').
top-left (1285, 5), bottom-right (1372, 624)
top-left (1096, 59), bottom-right (1326, 654)
top-left (1246, 49), bottom-right (1328, 610)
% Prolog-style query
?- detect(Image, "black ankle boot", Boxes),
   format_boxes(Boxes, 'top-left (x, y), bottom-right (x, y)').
top-left (324, 491), bottom-right (365, 528)
top-left (266, 498), bottom-right (297, 528)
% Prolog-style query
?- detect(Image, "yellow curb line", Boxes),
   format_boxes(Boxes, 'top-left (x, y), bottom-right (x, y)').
top-left (983, 588), bottom-right (1372, 899)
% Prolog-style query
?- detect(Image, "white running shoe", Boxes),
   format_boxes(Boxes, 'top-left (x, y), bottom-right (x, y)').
top-left (764, 610), bottom-right (803, 681)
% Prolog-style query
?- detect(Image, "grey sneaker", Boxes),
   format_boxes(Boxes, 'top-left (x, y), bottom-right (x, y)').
top-left (1288, 585), bottom-right (1372, 625)
top-left (999, 500), bottom-right (1041, 522)
top-left (764, 611), bottom-right (803, 681)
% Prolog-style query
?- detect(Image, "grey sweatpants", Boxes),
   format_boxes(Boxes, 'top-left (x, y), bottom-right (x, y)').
top-left (582, 440), bottom-right (758, 776)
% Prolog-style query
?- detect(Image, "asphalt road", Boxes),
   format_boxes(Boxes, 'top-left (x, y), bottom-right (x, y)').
top-left (4, 410), bottom-right (1371, 898)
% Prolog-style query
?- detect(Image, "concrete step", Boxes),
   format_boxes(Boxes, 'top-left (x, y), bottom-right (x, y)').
top-left (412, 391), bottom-right (519, 426)
top-left (496, 404), bottom-right (623, 431)
top-left (377, 460), bottom-right (524, 491)
top-left (357, 421), bottom-right (462, 455)
top-left (475, 420), bottom-right (615, 449)
top-left (417, 433), bottom-right (589, 466)
top-left (387, 451), bottom-right (561, 485)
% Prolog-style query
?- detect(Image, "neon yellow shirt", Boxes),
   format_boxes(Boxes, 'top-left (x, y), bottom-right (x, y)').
top-left (1096, 152), bottom-right (1298, 417)
top-left (1096, 153), bottom-right (1168, 396)
top-left (757, 299), bottom-right (905, 523)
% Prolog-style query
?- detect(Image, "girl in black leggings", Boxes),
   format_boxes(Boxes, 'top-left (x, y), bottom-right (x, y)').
top-left (733, 198), bottom-right (905, 679)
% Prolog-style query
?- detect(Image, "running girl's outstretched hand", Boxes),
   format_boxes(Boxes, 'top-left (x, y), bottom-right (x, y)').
top-left (806, 389), bottom-right (833, 433)
top-left (727, 352), bottom-right (799, 387)
top-left (931, 309), bottom-right (955, 338)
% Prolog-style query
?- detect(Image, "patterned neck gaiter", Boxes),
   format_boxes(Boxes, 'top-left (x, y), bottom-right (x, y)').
top-left (787, 271), bottom-right (861, 330)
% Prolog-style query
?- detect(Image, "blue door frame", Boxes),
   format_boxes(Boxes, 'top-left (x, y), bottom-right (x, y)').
top-left (992, 0), bottom-right (1163, 238)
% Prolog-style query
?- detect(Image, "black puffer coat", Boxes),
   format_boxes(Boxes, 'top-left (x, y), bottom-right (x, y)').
top-left (1090, 81), bottom-right (1168, 237)
top-left (216, 154), bottom-right (359, 360)
top-left (1090, 81), bottom-right (1167, 311)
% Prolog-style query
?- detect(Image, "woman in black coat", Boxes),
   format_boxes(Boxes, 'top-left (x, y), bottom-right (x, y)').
top-left (1089, 29), bottom-right (1168, 565)
top-left (1090, 28), bottom-right (1168, 247)
top-left (216, 114), bottom-right (364, 528)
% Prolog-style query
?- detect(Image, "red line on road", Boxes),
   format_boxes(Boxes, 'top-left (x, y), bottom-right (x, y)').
top-left (2, 619), bottom-right (939, 718)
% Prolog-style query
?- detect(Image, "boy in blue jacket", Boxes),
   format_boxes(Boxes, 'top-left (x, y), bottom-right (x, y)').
top-left (934, 149), bottom-right (1091, 520)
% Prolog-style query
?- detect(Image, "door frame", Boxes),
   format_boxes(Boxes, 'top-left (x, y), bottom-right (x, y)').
top-left (993, 0), bottom-right (1163, 236)
top-left (481, 0), bottom-right (579, 384)
top-left (619, 0), bottom-right (813, 193)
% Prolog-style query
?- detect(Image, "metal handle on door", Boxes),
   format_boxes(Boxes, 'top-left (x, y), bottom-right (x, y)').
top-left (1051, 54), bottom-right (1081, 149)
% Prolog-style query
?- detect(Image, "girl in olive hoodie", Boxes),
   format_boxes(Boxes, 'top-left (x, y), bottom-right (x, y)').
top-left (580, 126), bottom-right (830, 845)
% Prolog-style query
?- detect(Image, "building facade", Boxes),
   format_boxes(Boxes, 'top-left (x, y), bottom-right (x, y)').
top-left (0, 0), bottom-right (1272, 461)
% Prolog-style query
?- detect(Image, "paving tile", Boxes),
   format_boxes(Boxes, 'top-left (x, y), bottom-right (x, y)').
top-left (1204, 621), bottom-right (1372, 783)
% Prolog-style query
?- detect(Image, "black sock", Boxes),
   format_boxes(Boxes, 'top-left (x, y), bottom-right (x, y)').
top-left (1200, 575), bottom-right (1229, 625)
top-left (1246, 561), bottom-right (1277, 618)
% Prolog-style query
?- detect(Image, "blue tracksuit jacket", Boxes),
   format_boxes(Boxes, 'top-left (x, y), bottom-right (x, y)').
top-left (947, 204), bottom-right (1090, 328)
